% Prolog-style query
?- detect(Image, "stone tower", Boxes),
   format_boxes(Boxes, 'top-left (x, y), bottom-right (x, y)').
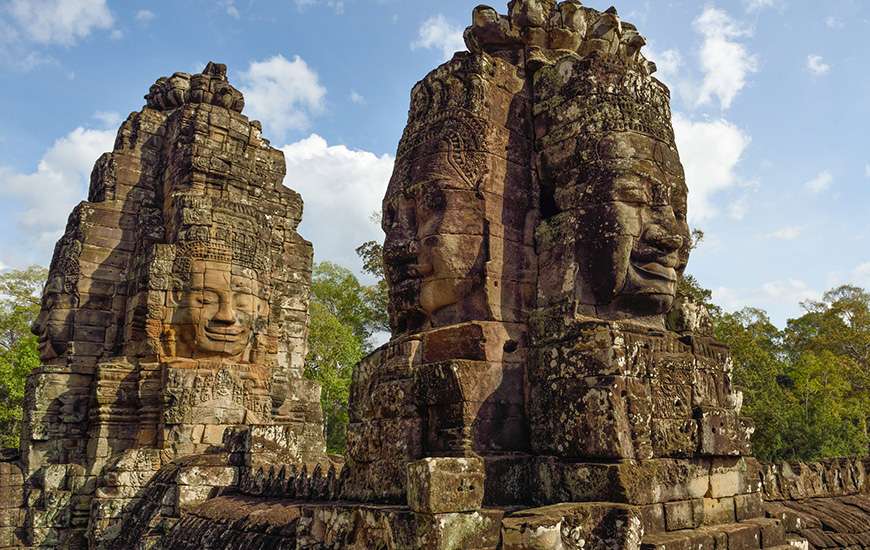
top-left (340, 1), bottom-right (764, 546)
top-left (12, 62), bottom-right (327, 548)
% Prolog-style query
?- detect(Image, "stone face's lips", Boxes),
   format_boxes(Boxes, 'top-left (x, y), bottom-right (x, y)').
top-left (633, 261), bottom-right (678, 283)
top-left (204, 326), bottom-right (244, 341)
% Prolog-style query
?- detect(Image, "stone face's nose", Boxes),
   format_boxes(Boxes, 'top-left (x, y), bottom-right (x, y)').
top-left (212, 294), bottom-right (238, 324)
top-left (644, 225), bottom-right (684, 254)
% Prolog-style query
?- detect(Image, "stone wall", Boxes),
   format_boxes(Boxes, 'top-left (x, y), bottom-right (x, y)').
top-left (0, 461), bottom-right (24, 550)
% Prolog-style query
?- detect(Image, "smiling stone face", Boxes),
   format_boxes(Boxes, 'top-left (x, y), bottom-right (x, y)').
top-left (574, 133), bottom-right (690, 319)
top-left (534, 53), bottom-right (689, 326)
top-left (383, 179), bottom-right (488, 334)
top-left (170, 260), bottom-right (269, 362)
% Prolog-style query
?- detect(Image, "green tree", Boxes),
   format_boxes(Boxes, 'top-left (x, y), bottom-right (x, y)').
top-left (715, 293), bottom-right (870, 461)
top-left (305, 261), bottom-right (387, 453)
top-left (0, 266), bottom-right (47, 449)
top-left (784, 286), bottom-right (870, 390)
top-left (715, 308), bottom-right (795, 460)
top-left (781, 286), bottom-right (870, 456)
top-left (355, 240), bottom-right (389, 333)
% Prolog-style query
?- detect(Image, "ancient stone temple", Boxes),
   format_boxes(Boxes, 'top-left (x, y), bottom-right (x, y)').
top-left (3, 2), bottom-right (870, 550)
top-left (0, 62), bottom-right (328, 549)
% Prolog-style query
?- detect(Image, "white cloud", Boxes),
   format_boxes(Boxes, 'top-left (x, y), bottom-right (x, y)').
top-left (727, 196), bottom-right (749, 220)
top-left (715, 279), bottom-right (820, 321)
top-left (766, 226), bottom-right (802, 240)
top-left (5, 0), bottom-right (114, 46)
top-left (673, 113), bottom-right (752, 222)
top-left (218, 0), bottom-right (239, 19)
top-left (135, 9), bottom-right (155, 24)
top-left (93, 111), bottom-right (121, 128)
top-left (806, 54), bottom-right (830, 75)
top-left (411, 15), bottom-right (465, 61)
top-left (0, 127), bottom-right (115, 247)
top-left (828, 262), bottom-right (870, 291)
top-left (804, 170), bottom-right (833, 193)
top-left (349, 90), bottom-right (366, 105)
top-left (693, 7), bottom-right (758, 110)
top-left (281, 134), bottom-right (394, 272)
top-left (825, 16), bottom-right (844, 29)
top-left (743, 0), bottom-right (782, 12)
top-left (644, 46), bottom-right (683, 88)
top-left (239, 55), bottom-right (326, 141)
top-left (850, 263), bottom-right (870, 288)
top-left (295, 0), bottom-right (345, 15)
top-left (865, 164), bottom-right (870, 178)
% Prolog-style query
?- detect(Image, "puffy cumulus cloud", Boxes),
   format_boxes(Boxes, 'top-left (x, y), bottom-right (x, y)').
top-left (281, 134), bottom-right (394, 272)
top-left (4, 0), bottom-right (114, 46)
top-left (766, 226), bottom-right (802, 240)
top-left (804, 170), bottom-right (833, 193)
top-left (806, 54), bottom-right (830, 76)
top-left (672, 113), bottom-right (751, 222)
top-left (239, 55), bottom-right (326, 141)
top-left (349, 90), bottom-right (366, 105)
top-left (693, 7), bottom-right (758, 110)
top-left (411, 15), bottom-right (465, 61)
top-left (0, 126), bottom-right (115, 252)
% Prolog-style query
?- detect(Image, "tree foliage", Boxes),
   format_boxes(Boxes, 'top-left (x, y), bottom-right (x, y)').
top-left (714, 285), bottom-right (870, 461)
top-left (0, 266), bottom-right (47, 449)
top-left (304, 261), bottom-right (387, 453)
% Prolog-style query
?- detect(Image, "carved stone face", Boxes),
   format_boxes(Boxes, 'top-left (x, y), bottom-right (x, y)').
top-left (171, 260), bottom-right (268, 361)
top-left (31, 276), bottom-right (78, 361)
top-left (383, 181), bottom-right (486, 333)
top-left (575, 132), bottom-right (690, 319)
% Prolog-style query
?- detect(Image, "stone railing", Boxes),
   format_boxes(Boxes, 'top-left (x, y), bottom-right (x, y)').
top-left (760, 457), bottom-right (869, 501)
top-left (237, 461), bottom-right (344, 501)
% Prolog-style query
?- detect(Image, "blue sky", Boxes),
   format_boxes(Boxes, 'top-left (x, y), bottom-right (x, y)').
top-left (0, 0), bottom-right (868, 326)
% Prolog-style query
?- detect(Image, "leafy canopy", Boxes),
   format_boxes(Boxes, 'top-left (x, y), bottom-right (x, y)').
top-left (0, 266), bottom-right (47, 449)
